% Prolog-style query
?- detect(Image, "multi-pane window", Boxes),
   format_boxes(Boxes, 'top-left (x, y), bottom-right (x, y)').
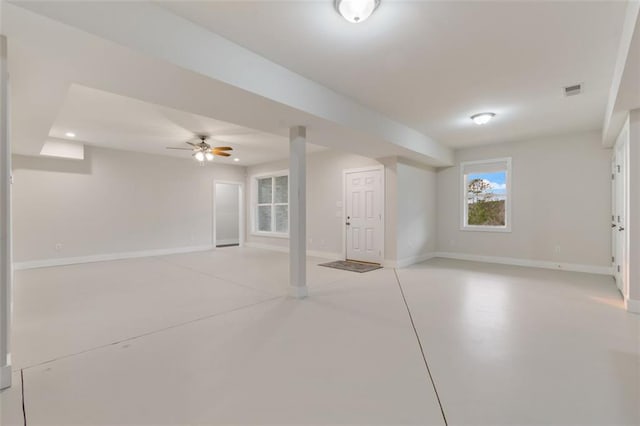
top-left (461, 158), bottom-right (511, 232)
top-left (255, 174), bottom-right (288, 235)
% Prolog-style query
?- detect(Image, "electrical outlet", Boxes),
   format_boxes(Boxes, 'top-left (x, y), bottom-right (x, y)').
top-left (55, 243), bottom-right (63, 251)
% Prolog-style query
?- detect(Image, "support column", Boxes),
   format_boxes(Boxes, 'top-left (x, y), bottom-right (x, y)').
top-left (289, 126), bottom-right (307, 298)
top-left (0, 35), bottom-right (12, 389)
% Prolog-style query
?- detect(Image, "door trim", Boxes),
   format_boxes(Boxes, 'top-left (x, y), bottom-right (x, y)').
top-left (614, 136), bottom-right (629, 299)
top-left (213, 180), bottom-right (245, 248)
top-left (342, 165), bottom-right (385, 264)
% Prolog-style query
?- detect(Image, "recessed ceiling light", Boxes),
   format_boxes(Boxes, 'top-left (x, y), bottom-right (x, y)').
top-left (335, 0), bottom-right (380, 23)
top-left (65, 132), bottom-right (76, 138)
top-left (233, 158), bottom-right (240, 162)
top-left (470, 112), bottom-right (496, 125)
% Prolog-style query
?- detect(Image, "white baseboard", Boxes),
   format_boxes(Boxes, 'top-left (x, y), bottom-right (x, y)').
top-left (13, 245), bottom-right (215, 271)
top-left (0, 364), bottom-right (11, 390)
top-left (625, 298), bottom-right (640, 314)
top-left (245, 242), bottom-right (288, 253)
top-left (385, 252), bottom-right (436, 269)
top-left (308, 250), bottom-right (341, 261)
top-left (244, 242), bottom-right (340, 261)
top-left (434, 252), bottom-right (614, 276)
top-left (215, 239), bottom-right (239, 246)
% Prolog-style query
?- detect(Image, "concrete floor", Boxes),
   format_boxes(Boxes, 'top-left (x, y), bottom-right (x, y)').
top-left (1, 247), bottom-right (638, 425)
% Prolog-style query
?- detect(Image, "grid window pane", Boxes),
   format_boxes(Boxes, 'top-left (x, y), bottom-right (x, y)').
top-left (274, 176), bottom-right (288, 203)
top-left (257, 205), bottom-right (272, 232)
top-left (275, 205), bottom-right (288, 233)
top-left (258, 178), bottom-right (273, 204)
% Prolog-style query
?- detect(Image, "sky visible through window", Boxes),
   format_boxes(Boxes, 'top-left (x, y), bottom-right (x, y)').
top-left (467, 171), bottom-right (507, 201)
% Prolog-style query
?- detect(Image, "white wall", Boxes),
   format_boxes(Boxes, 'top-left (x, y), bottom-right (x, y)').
top-left (436, 131), bottom-right (612, 269)
top-left (246, 149), bottom-right (379, 256)
top-left (215, 183), bottom-right (240, 246)
top-left (12, 146), bottom-right (245, 263)
top-left (397, 161), bottom-right (437, 266)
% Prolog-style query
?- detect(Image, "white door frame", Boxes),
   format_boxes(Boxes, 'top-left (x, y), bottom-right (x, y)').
top-left (342, 165), bottom-right (385, 263)
top-left (611, 155), bottom-right (618, 290)
top-left (213, 180), bottom-right (245, 248)
top-left (614, 137), bottom-right (629, 298)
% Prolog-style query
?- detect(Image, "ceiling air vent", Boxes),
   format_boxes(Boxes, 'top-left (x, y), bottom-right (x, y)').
top-left (563, 83), bottom-right (582, 97)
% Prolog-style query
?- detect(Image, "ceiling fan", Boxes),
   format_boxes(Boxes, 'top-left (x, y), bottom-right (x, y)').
top-left (166, 135), bottom-right (233, 163)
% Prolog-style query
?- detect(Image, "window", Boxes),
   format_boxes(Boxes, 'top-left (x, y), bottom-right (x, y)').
top-left (253, 172), bottom-right (289, 236)
top-left (461, 158), bottom-right (511, 232)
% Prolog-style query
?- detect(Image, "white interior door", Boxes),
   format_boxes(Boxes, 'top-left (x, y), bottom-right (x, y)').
top-left (214, 181), bottom-right (243, 248)
top-left (614, 139), bottom-right (627, 296)
top-left (345, 169), bottom-right (383, 264)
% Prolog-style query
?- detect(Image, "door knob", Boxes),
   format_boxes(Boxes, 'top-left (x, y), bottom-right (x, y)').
top-left (612, 224), bottom-right (617, 228)
top-left (619, 226), bottom-right (625, 231)
top-left (346, 221), bottom-right (351, 226)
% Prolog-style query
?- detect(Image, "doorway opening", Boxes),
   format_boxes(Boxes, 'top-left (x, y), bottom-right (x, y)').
top-left (213, 181), bottom-right (244, 248)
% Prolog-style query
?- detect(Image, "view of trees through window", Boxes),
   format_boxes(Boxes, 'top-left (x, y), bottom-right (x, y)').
top-left (466, 171), bottom-right (507, 226)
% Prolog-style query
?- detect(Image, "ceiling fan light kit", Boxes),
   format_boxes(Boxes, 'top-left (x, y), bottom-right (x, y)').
top-left (166, 135), bottom-right (233, 164)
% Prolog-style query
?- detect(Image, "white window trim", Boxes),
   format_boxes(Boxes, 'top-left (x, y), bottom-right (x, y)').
top-left (250, 169), bottom-right (290, 238)
top-left (460, 157), bottom-right (512, 233)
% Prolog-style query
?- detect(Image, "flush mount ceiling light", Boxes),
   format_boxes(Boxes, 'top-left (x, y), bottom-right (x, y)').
top-left (233, 158), bottom-right (240, 162)
top-left (470, 112), bottom-right (496, 125)
top-left (335, 0), bottom-right (380, 23)
top-left (64, 132), bottom-right (76, 138)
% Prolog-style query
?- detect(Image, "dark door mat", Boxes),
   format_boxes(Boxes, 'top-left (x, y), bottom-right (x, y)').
top-left (319, 260), bottom-right (383, 273)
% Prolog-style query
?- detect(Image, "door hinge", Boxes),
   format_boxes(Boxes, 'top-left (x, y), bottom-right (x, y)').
top-left (611, 173), bottom-right (615, 180)
top-left (617, 165), bottom-right (621, 173)
top-left (612, 256), bottom-right (615, 263)
top-left (617, 265), bottom-right (621, 273)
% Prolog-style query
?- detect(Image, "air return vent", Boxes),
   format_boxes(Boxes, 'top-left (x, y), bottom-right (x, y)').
top-left (563, 83), bottom-right (582, 97)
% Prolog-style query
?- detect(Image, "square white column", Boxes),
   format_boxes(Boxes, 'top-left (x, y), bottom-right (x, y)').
top-left (0, 35), bottom-right (12, 390)
top-left (289, 126), bottom-right (307, 298)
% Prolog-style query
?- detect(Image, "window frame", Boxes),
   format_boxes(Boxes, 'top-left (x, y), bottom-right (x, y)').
top-left (460, 157), bottom-right (512, 233)
top-left (251, 170), bottom-right (290, 238)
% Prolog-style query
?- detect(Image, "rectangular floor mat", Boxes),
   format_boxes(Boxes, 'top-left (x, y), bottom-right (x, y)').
top-left (319, 260), bottom-right (382, 273)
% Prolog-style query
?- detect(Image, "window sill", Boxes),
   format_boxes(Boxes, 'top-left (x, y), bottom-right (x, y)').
top-left (460, 225), bottom-right (512, 233)
top-left (251, 232), bottom-right (290, 239)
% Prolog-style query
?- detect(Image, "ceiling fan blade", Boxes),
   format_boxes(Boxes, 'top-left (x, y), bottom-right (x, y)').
top-left (212, 146), bottom-right (233, 151)
top-left (214, 152), bottom-right (231, 157)
top-left (186, 141), bottom-right (200, 147)
top-left (166, 147), bottom-right (194, 150)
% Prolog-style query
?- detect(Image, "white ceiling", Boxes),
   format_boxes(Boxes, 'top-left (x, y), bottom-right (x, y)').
top-left (50, 85), bottom-right (324, 166)
top-left (5, 2), bottom-right (451, 167)
top-left (161, 1), bottom-right (627, 148)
